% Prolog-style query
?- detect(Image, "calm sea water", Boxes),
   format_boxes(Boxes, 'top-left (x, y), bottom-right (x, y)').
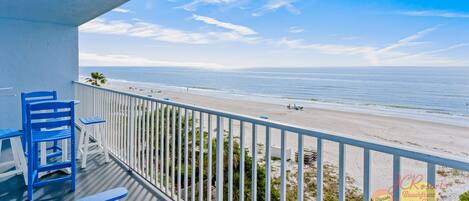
top-left (80, 67), bottom-right (469, 124)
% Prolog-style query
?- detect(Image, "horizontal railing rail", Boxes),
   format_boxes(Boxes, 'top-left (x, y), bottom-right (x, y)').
top-left (74, 81), bottom-right (469, 201)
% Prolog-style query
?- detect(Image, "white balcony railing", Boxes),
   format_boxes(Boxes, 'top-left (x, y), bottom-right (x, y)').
top-left (74, 82), bottom-right (469, 201)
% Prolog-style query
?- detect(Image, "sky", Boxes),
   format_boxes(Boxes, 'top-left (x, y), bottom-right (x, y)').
top-left (79, 0), bottom-right (469, 68)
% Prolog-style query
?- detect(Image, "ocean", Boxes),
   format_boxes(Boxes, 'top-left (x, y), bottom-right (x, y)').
top-left (80, 67), bottom-right (469, 126)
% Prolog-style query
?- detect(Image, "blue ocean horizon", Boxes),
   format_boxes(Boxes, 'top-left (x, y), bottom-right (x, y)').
top-left (80, 66), bottom-right (469, 126)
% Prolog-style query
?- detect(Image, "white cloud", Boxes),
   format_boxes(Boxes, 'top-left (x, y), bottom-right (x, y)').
top-left (192, 15), bottom-right (257, 35)
top-left (80, 18), bottom-right (210, 44)
top-left (421, 42), bottom-right (469, 55)
top-left (377, 26), bottom-right (438, 53)
top-left (378, 52), bottom-right (462, 66)
top-left (80, 52), bottom-right (223, 68)
top-left (112, 8), bottom-right (133, 13)
top-left (253, 0), bottom-right (300, 16)
top-left (80, 18), bottom-right (259, 45)
top-left (279, 38), bottom-right (375, 55)
top-left (278, 37), bottom-right (379, 64)
top-left (288, 26), bottom-right (304, 33)
top-left (397, 10), bottom-right (469, 18)
top-left (180, 0), bottom-right (239, 11)
top-left (278, 26), bottom-right (468, 66)
top-left (384, 42), bottom-right (469, 63)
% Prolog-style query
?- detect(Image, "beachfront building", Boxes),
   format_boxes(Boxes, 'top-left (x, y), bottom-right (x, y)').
top-left (1, 1), bottom-right (469, 201)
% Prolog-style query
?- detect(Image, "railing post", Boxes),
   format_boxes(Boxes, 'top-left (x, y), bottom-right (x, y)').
top-left (265, 127), bottom-right (271, 201)
top-left (215, 116), bottom-right (224, 201)
top-left (191, 110), bottom-right (196, 200)
top-left (393, 155), bottom-right (401, 201)
top-left (228, 118), bottom-right (233, 201)
top-left (316, 138), bottom-right (323, 201)
top-left (363, 149), bottom-right (370, 201)
top-left (128, 97), bottom-right (134, 171)
top-left (280, 129), bottom-right (286, 201)
top-left (239, 121), bottom-right (245, 201)
top-left (338, 143), bottom-right (346, 201)
top-left (207, 114), bottom-right (213, 201)
top-left (199, 112), bottom-right (204, 201)
top-left (92, 87), bottom-right (96, 116)
top-left (427, 163), bottom-right (436, 201)
top-left (184, 109), bottom-right (189, 201)
top-left (297, 134), bottom-right (304, 201)
top-left (252, 124), bottom-right (257, 201)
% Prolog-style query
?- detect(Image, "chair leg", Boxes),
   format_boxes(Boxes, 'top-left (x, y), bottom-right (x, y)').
top-left (81, 131), bottom-right (89, 169)
top-left (27, 142), bottom-right (33, 201)
top-left (11, 137), bottom-right (28, 185)
top-left (77, 127), bottom-right (84, 160)
top-left (10, 138), bottom-right (22, 175)
top-left (101, 125), bottom-right (110, 163)
top-left (22, 132), bottom-right (27, 155)
top-left (33, 143), bottom-right (39, 182)
top-left (0, 139), bottom-right (3, 158)
top-left (71, 134), bottom-right (76, 192)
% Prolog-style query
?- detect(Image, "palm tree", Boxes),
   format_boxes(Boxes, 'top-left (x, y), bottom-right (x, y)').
top-left (86, 72), bottom-right (107, 86)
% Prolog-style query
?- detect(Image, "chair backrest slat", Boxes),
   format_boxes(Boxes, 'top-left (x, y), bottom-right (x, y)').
top-left (23, 91), bottom-right (57, 98)
top-left (21, 91), bottom-right (57, 129)
top-left (31, 119), bottom-right (73, 130)
top-left (30, 111), bottom-right (72, 120)
top-left (29, 101), bottom-right (71, 111)
top-left (26, 101), bottom-right (74, 135)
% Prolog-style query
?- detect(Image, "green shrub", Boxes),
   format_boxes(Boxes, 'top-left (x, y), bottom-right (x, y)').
top-left (139, 106), bottom-right (363, 200)
top-left (460, 191), bottom-right (469, 201)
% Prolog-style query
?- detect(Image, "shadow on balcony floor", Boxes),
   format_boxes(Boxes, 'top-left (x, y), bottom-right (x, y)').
top-left (0, 138), bottom-right (168, 201)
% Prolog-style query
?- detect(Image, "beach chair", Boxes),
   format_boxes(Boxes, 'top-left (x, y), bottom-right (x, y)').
top-left (0, 129), bottom-right (27, 185)
top-left (25, 101), bottom-right (77, 201)
top-left (77, 187), bottom-right (128, 201)
top-left (21, 91), bottom-right (62, 159)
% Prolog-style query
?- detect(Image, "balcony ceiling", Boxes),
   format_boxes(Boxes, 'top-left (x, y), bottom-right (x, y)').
top-left (0, 0), bottom-right (129, 26)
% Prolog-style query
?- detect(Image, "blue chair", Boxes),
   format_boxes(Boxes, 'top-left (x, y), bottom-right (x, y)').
top-left (21, 91), bottom-right (62, 159)
top-left (25, 101), bottom-right (76, 201)
top-left (77, 187), bottom-right (128, 201)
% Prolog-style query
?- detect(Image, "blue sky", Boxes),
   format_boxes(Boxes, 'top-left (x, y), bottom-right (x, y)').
top-left (79, 0), bottom-right (469, 68)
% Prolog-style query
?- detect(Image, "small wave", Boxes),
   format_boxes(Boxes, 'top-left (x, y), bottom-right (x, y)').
top-left (188, 86), bottom-right (220, 91)
top-left (425, 110), bottom-right (454, 116)
top-left (385, 105), bottom-right (430, 111)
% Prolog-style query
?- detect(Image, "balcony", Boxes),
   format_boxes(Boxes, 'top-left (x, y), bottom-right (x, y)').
top-left (1, 82), bottom-right (469, 201)
top-left (0, 140), bottom-right (167, 200)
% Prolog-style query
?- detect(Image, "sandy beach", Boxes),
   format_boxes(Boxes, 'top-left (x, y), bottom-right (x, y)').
top-left (100, 79), bottom-right (469, 200)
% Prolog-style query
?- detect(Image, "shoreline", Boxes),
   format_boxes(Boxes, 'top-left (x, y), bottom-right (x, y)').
top-left (95, 77), bottom-right (469, 128)
top-left (84, 79), bottom-right (469, 200)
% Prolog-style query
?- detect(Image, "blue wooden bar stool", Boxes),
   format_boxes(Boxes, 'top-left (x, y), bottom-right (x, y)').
top-left (0, 129), bottom-right (27, 185)
top-left (21, 91), bottom-right (62, 161)
top-left (78, 116), bottom-right (109, 169)
top-left (25, 101), bottom-right (77, 201)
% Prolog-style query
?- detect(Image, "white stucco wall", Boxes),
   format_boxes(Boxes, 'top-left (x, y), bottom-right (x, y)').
top-left (0, 18), bottom-right (78, 128)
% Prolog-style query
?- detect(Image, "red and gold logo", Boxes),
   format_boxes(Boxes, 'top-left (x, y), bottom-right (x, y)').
top-left (372, 174), bottom-right (436, 201)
